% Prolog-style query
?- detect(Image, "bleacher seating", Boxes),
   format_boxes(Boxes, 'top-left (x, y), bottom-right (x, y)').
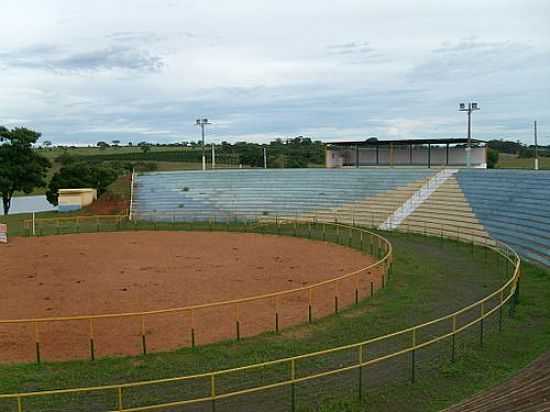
top-left (133, 168), bottom-right (435, 222)
top-left (133, 167), bottom-right (550, 267)
top-left (403, 175), bottom-right (491, 244)
top-left (456, 169), bottom-right (550, 267)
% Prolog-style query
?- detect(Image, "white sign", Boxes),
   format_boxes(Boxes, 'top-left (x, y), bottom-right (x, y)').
top-left (0, 224), bottom-right (7, 243)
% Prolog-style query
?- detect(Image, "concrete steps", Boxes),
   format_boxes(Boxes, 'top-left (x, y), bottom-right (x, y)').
top-left (298, 178), bottom-right (428, 227)
top-left (444, 352), bottom-right (550, 412)
top-left (403, 176), bottom-right (491, 241)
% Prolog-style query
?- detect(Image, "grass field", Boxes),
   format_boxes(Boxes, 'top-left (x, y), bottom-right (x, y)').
top-left (13, 147), bottom-right (241, 197)
top-left (0, 221), bottom-right (547, 411)
top-left (35, 145), bottom-right (192, 160)
top-left (496, 153), bottom-right (550, 169)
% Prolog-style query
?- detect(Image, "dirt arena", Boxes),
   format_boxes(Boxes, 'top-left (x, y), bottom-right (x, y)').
top-left (0, 231), bottom-right (382, 363)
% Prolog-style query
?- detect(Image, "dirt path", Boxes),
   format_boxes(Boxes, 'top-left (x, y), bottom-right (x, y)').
top-left (0, 231), bottom-right (379, 363)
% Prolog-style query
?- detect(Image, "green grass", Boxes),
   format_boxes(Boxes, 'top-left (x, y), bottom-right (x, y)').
top-left (35, 146), bottom-right (192, 160)
top-left (1, 221), bottom-right (545, 412)
top-left (316, 262), bottom-right (550, 412)
top-left (13, 149), bottom-right (241, 197)
top-left (496, 153), bottom-right (550, 170)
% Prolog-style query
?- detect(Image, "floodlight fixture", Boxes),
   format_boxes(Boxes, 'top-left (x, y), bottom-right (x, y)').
top-left (195, 118), bottom-right (213, 171)
top-left (458, 102), bottom-right (481, 168)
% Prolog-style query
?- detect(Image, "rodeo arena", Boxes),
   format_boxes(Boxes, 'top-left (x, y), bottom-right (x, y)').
top-left (1, 137), bottom-right (549, 412)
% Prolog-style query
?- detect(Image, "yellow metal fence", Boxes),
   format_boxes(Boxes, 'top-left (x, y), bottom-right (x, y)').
top-left (3, 217), bottom-right (392, 365)
top-left (0, 214), bottom-right (520, 412)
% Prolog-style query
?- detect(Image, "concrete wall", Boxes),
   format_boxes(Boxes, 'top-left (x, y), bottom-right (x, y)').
top-left (326, 145), bottom-right (487, 168)
top-left (58, 189), bottom-right (97, 212)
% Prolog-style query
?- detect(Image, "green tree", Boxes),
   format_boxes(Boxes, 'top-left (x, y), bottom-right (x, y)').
top-left (46, 162), bottom-right (120, 206)
top-left (138, 141), bottom-right (151, 153)
top-left (486, 148), bottom-right (499, 169)
top-left (0, 127), bottom-right (51, 214)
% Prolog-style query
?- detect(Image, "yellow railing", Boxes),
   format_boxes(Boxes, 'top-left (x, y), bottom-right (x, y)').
top-left (0, 217), bottom-right (520, 412)
top-left (3, 218), bottom-right (392, 364)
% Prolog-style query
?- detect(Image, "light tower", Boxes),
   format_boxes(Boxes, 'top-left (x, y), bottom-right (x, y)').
top-left (458, 102), bottom-right (480, 168)
top-left (534, 120), bottom-right (539, 170)
top-left (195, 118), bottom-right (212, 171)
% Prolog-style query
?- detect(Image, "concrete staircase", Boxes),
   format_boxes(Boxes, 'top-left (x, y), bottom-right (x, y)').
top-left (298, 177), bottom-right (430, 227)
top-left (444, 351), bottom-right (550, 412)
top-left (402, 175), bottom-right (492, 243)
top-left (379, 169), bottom-right (458, 230)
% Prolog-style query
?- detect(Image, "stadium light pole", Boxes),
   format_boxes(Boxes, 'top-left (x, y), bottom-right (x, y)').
top-left (534, 120), bottom-right (539, 170)
top-left (459, 102), bottom-right (480, 168)
top-left (195, 118), bottom-right (212, 171)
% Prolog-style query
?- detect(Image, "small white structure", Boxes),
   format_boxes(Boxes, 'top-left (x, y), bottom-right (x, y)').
top-left (0, 224), bottom-right (7, 243)
top-left (325, 138), bottom-right (487, 168)
top-left (58, 188), bottom-right (97, 212)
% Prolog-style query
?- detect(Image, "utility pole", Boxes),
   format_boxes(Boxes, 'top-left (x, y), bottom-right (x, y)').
top-left (212, 144), bottom-right (216, 169)
top-left (263, 146), bottom-right (267, 169)
top-left (195, 118), bottom-right (212, 171)
top-left (534, 120), bottom-right (539, 170)
top-left (459, 102), bottom-right (480, 168)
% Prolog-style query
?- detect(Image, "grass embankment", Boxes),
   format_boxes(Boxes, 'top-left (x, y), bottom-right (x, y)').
top-left (1, 222), bottom-right (545, 412)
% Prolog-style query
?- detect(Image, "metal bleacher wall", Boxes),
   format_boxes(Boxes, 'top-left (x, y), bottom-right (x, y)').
top-left (133, 168), bottom-right (550, 267)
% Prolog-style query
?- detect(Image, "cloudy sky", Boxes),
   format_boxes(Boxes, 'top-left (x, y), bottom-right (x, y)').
top-left (1, 0), bottom-right (549, 145)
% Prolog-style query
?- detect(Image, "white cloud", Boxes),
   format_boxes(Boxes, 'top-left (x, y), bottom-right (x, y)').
top-left (0, 0), bottom-right (549, 145)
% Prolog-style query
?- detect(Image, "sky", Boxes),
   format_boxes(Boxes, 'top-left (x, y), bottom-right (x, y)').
top-left (0, 0), bottom-right (549, 146)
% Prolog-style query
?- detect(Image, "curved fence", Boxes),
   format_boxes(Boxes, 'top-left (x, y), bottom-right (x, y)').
top-left (0, 214), bottom-right (521, 412)
top-left (3, 217), bottom-right (391, 363)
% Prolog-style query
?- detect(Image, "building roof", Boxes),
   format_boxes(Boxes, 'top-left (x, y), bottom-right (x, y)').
top-left (326, 138), bottom-right (486, 146)
top-left (58, 188), bottom-right (96, 194)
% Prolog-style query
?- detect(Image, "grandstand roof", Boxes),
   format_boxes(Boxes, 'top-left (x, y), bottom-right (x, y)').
top-left (326, 138), bottom-right (486, 146)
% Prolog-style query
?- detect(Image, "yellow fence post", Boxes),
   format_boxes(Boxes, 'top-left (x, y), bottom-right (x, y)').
top-left (354, 275), bottom-right (360, 305)
top-left (190, 309), bottom-right (196, 347)
top-left (211, 374), bottom-right (216, 412)
top-left (117, 386), bottom-right (123, 411)
top-left (89, 319), bottom-right (95, 361)
top-left (499, 290), bottom-right (504, 332)
top-left (141, 316), bottom-right (147, 355)
top-left (480, 302), bottom-right (485, 347)
top-left (411, 328), bottom-right (417, 383)
top-left (33, 322), bottom-right (40, 364)
top-left (451, 315), bottom-right (457, 362)
top-left (334, 282), bottom-right (339, 314)
top-left (308, 289), bottom-right (313, 323)
top-left (358, 344), bottom-right (364, 400)
top-left (290, 359), bottom-right (296, 412)
top-left (235, 303), bottom-right (241, 341)
top-left (17, 396), bottom-right (22, 412)
top-left (274, 296), bottom-right (280, 333)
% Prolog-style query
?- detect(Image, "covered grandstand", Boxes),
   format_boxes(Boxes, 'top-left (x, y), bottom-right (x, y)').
top-left (325, 138), bottom-right (487, 168)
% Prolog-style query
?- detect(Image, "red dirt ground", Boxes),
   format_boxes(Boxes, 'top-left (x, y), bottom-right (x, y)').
top-left (0, 231), bottom-right (381, 363)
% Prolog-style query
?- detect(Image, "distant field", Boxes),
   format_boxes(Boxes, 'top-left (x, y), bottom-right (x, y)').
top-left (497, 154), bottom-right (550, 170)
top-left (16, 147), bottom-right (239, 197)
top-left (36, 145), bottom-right (192, 160)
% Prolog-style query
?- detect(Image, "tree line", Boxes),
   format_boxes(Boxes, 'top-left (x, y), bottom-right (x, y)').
top-left (0, 129), bottom-right (325, 215)
top-left (1, 126), bottom-right (546, 215)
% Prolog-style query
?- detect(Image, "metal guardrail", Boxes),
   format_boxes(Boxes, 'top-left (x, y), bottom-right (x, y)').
top-left (0, 214), bottom-right (520, 412)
